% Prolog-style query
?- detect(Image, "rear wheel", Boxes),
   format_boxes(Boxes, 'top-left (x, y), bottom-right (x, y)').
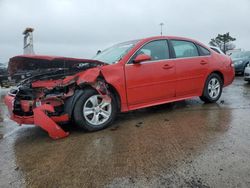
top-left (200, 73), bottom-right (223, 103)
top-left (73, 89), bottom-right (117, 131)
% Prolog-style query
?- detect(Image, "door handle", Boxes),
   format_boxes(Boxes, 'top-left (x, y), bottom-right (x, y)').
top-left (162, 64), bottom-right (173, 69)
top-left (200, 60), bottom-right (208, 65)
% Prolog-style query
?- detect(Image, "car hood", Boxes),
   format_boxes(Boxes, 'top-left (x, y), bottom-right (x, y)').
top-left (8, 55), bottom-right (106, 76)
top-left (232, 57), bottom-right (248, 62)
top-left (8, 55), bottom-right (108, 86)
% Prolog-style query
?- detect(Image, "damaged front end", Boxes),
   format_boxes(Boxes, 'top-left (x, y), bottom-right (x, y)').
top-left (4, 55), bottom-right (111, 139)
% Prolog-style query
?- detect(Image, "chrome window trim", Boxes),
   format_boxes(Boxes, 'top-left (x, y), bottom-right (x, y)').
top-left (126, 59), bottom-right (168, 66)
top-left (125, 55), bottom-right (210, 66)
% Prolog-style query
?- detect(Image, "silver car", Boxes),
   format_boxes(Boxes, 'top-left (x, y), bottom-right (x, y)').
top-left (244, 64), bottom-right (250, 82)
top-left (230, 51), bottom-right (250, 75)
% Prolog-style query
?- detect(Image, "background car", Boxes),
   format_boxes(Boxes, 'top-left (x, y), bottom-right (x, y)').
top-left (0, 63), bottom-right (8, 87)
top-left (244, 64), bottom-right (250, 82)
top-left (230, 51), bottom-right (250, 74)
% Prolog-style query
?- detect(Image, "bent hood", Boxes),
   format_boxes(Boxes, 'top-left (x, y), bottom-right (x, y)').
top-left (8, 55), bottom-right (106, 76)
top-left (231, 57), bottom-right (248, 62)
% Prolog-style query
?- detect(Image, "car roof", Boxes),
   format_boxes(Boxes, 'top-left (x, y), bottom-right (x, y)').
top-left (140, 36), bottom-right (199, 42)
top-left (135, 36), bottom-right (208, 49)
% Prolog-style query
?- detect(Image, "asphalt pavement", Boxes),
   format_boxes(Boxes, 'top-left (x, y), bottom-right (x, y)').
top-left (0, 77), bottom-right (250, 188)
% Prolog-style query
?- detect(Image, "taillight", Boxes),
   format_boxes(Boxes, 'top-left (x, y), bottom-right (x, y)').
top-left (229, 59), bottom-right (234, 67)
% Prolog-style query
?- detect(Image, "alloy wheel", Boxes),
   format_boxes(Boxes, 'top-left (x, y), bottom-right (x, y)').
top-left (83, 95), bottom-right (112, 126)
top-left (208, 78), bottom-right (221, 99)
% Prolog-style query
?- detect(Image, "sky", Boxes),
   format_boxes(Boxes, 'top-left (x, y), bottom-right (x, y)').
top-left (0, 0), bottom-right (250, 64)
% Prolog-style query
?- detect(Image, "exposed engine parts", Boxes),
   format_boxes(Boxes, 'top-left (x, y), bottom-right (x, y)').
top-left (5, 55), bottom-right (111, 139)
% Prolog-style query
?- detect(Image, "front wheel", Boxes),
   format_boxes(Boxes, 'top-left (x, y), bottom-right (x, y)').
top-left (73, 89), bottom-right (117, 131)
top-left (200, 73), bottom-right (223, 103)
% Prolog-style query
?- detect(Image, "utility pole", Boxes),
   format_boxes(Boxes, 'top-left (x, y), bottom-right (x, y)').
top-left (23, 27), bottom-right (35, 55)
top-left (159, 23), bottom-right (164, 36)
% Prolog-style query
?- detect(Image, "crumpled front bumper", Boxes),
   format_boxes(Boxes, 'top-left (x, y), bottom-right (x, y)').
top-left (4, 94), bottom-right (34, 124)
top-left (4, 94), bottom-right (70, 139)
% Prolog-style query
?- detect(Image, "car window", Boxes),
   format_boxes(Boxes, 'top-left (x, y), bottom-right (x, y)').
top-left (130, 40), bottom-right (170, 63)
top-left (171, 40), bottom-right (199, 58)
top-left (211, 47), bottom-right (221, 54)
top-left (197, 45), bottom-right (211, 56)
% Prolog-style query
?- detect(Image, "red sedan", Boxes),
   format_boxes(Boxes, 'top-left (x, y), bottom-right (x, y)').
top-left (5, 36), bottom-right (235, 139)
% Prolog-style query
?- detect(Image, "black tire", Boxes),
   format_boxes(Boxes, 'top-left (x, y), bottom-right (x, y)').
top-left (200, 73), bottom-right (223, 103)
top-left (73, 89), bottom-right (117, 131)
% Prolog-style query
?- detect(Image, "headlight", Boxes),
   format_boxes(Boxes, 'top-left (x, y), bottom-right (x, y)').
top-left (234, 60), bottom-right (243, 65)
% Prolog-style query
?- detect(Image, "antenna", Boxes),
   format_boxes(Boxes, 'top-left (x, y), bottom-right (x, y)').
top-left (159, 23), bottom-right (164, 36)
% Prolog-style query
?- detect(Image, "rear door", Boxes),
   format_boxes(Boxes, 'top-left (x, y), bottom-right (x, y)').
top-left (170, 40), bottom-right (210, 97)
top-left (125, 40), bottom-right (175, 106)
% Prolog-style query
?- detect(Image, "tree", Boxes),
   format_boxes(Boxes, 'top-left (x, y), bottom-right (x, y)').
top-left (209, 32), bottom-right (236, 53)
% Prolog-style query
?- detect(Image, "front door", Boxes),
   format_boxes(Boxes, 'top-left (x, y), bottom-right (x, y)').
top-left (125, 40), bottom-right (175, 106)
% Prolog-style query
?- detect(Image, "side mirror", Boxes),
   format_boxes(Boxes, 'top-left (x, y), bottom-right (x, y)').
top-left (133, 54), bottom-right (151, 64)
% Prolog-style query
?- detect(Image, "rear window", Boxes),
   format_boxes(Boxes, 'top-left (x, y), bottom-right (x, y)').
top-left (171, 40), bottom-right (199, 58)
top-left (211, 47), bottom-right (221, 54)
top-left (197, 45), bottom-right (211, 56)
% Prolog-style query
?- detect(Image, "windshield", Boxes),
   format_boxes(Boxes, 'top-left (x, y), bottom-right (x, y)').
top-left (0, 63), bottom-right (7, 68)
top-left (230, 51), bottom-right (250, 59)
top-left (93, 40), bottom-right (139, 64)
